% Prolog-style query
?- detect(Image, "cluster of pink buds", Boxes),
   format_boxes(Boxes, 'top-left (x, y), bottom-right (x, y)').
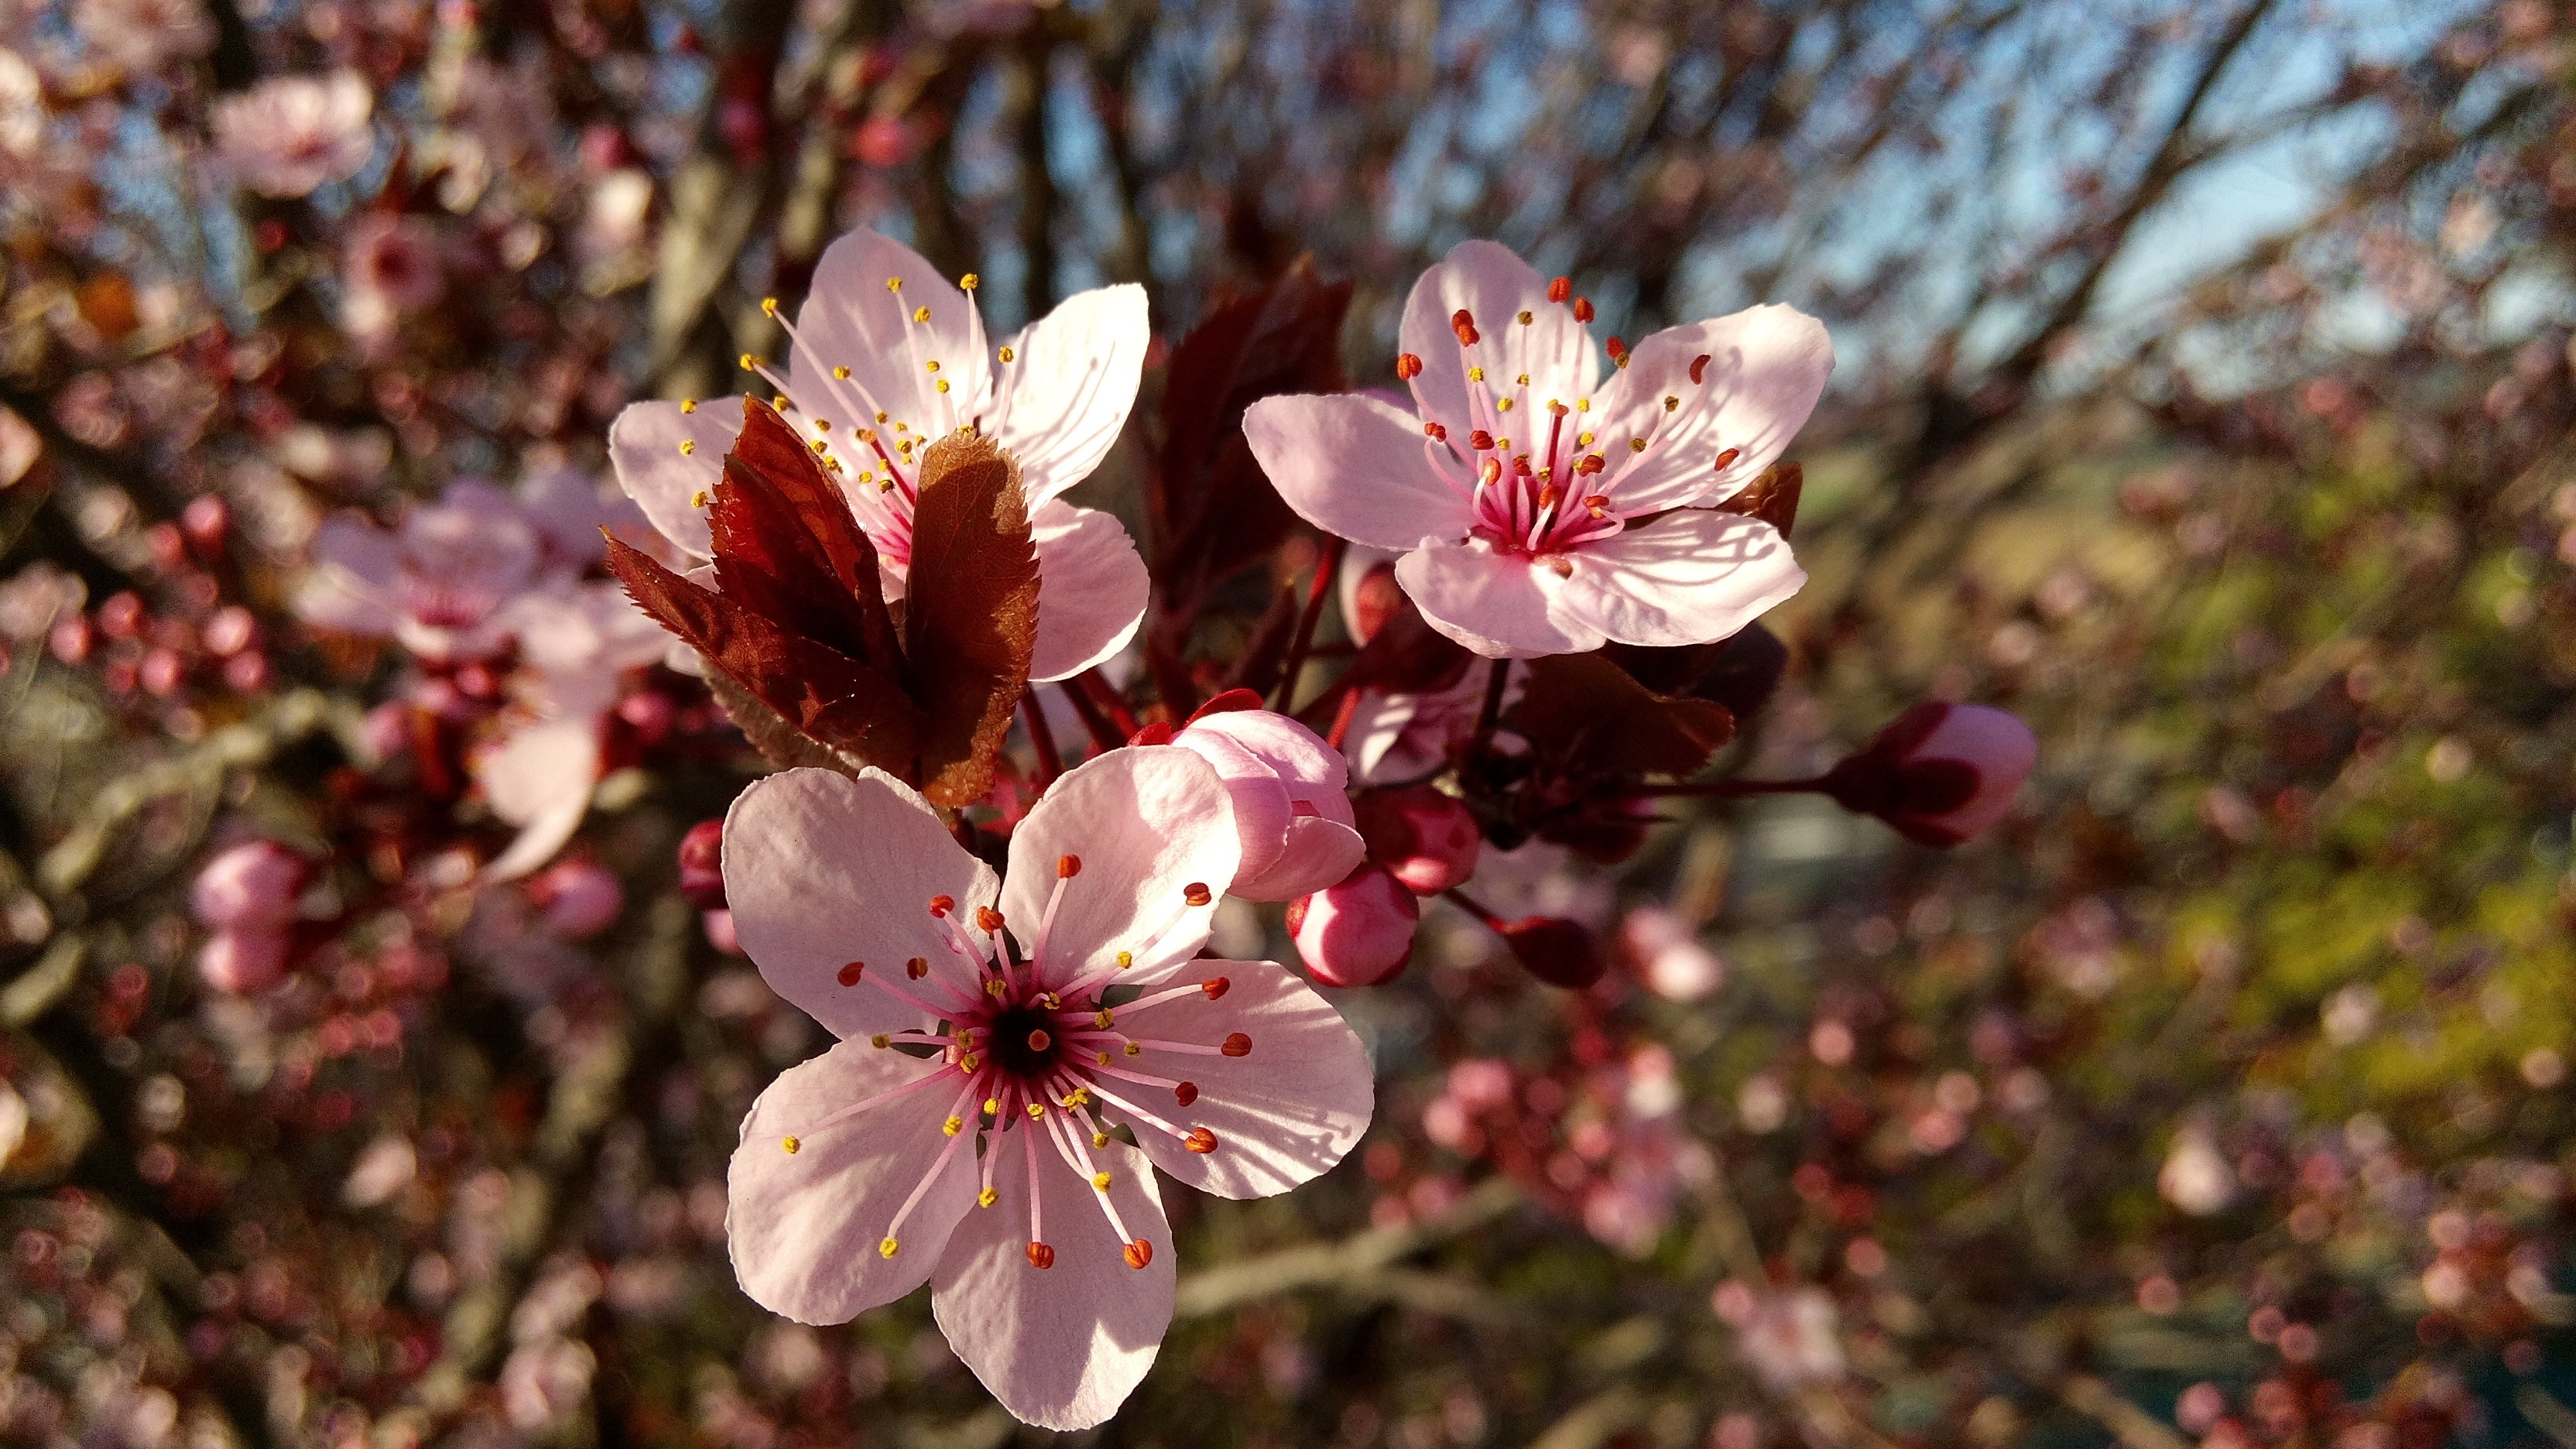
top-left (189, 841), bottom-right (310, 993)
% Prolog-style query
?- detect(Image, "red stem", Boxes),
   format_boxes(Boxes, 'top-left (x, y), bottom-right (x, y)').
top-left (1057, 677), bottom-right (1124, 753)
top-left (1273, 534), bottom-right (1348, 712)
top-left (1440, 887), bottom-right (1509, 933)
top-left (1324, 683), bottom-right (1364, 752)
top-left (1021, 689), bottom-right (1064, 790)
top-left (1619, 776), bottom-right (1828, 802)
top-left (1074, 667), bottom-right (1139, 736)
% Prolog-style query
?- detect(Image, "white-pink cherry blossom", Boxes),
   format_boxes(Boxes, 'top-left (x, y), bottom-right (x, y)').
top-left (720, 748), bottom-right (1372, 1430)
top-left (211, 72), bottom-right (374, 198)
top-left (608, 226), bottom-right (1151, 683)
top-left (1245, 240), bottom-right (1831, 658)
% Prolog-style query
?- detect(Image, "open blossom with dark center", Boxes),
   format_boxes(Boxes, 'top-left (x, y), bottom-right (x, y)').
top-left (610, 227), bottom-right (1149, 683)
top-left (721, 748), bottom-right (1372, 1429)
top-left (210, 72), bottom-right (374, 198)
top-left (1245, 241), bottom-right (1831, 657)
top-left (296, 479), bottom-right (546, 662)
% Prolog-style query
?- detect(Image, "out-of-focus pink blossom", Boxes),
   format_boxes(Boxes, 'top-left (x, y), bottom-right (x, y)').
top-left (1351, 786), bottom-right (1480, 896)
top-left (1713, 1283), bottom-right (1846, 1392)
top-left (211, 73), bottom-right (374, 198)
top-left (1286, 864), bottom-right (1418, 988)
top-left (2160, 1125), bottom-right (2236, 1216)
top-left (197, 928), bottom-right (290, 994)
top-left (1163, 694), bottom-right (1365, 901)
top-left (851, 115), bottom-right (918, 169)
top-left (677, 820), bottom-right (726, 909)
top-left (341, 213), bottom-right (444, 343)
top-left (295, 480), bottom-right (545, 662)
top-left (74, 0), bottom-right (214, 76)
top-left (528, 859), bottom-right (625, 939)
top-left (1821, 701), bottom-right (2036, 846)
top-left (189, 841), bottom-right (307, 932)
top-left (701, 907), bottom-right (744, 956)
top-left (1246, 240), bottom-right (1825, 657)
top-left (1618, 906), bottom-right (1724, 1001)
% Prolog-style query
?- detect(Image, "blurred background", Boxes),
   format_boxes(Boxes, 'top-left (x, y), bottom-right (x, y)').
top-left (2, 0), bottom-right (2573, 1446)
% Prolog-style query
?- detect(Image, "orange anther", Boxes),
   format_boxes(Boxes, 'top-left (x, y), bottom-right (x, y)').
top-left (838, 961), bottom-right (865, 986)
top-left (1548, 276), bottom-right (1571, 303)
top-left (1395, 353), bottom-right (1424, 380)
top-left (1184, 1127), bottom-right (1218, 1154)
top-left (1200, 976), bottom-right (1230, 1000)
top-left (1057, 854), bottom-right (1082, 879)
top-left (929, 895), bottom-right (954, 917)
top-left (906, 957), bottom-right (929, 979)
top-left (1221, 1033), bottom-right (1252, 1058)
top-left (1713, 447), bottom-right (1741, 471)
top-left (1690, 353), bottom-right (1712, 385)
top-left (1174, 1081), bottom-right (1199, 1107)
top-left (1026, 1242), bottom-right (1055, 1269)
top-left (1183, 882), bottom-right (1211, 907)
top-left (1468, 430), bottom-right (1495, 450)
top-left (1122, 1240), bottom-right (1154, 1269)
top-left (1572, 297), bottom-right (1595, 323)
top-left (975, 906), bottom-right (1004, 933)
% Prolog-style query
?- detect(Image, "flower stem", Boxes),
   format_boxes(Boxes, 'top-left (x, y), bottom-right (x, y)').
top-left (1074, 667), bottom-right (1138, 736)
top-left (1440, 887), bottom-right (1508, 933)
top-left (1021, 689), bottom-right (1064, 790)
top-left (1619, 776), bottom-right (1829, 802)
top-left (1273, 534), bottom-right (1348, 712)
top-left (1465, 658), bottom-right (1509, 763)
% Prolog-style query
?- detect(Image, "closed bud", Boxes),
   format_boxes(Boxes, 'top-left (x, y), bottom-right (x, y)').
top-left (1351, 787), bottom-right (1482, 896)
top-left (1821, 702), bottom-right (2036, 847)
top-left (1286, 865), bottom-right (1418, 988)
top-left (198, 928), bottom-right (292, 995)
top-left (677, 819), bottom-right (727, 909)
top-left (1500, 916), bottom-right (1604, 989)
top-left (529, 858), bottom-right (625, 940)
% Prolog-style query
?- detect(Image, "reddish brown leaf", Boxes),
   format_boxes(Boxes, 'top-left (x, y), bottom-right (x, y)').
top-left (1714, 461), bottom-right (1804, 540)
top-left (1509, 653), bottom-right (1735, 778)
top-left (714, 401), bottom-right (901, 668)
top-left (605, 534), bottom-right (919, 772)
top-left (901, 432), bottom-right (1040, 807)
top-left (1599, 621), bottom-right (1789, 721)
top-left (1149, 256), bottom-right (1354, 608)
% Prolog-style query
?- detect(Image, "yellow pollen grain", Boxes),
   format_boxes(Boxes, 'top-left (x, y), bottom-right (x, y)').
top-left (875, 410), bottom-right (889, 423)
top-left (926, 359), bottom-right (941, 372)
top-left (983, 1098), bottom-right (1000, 1115)
top-left (936, 379), bottom-right (950, 394)
top-left (1577, 398), bottom-right (1590, 411)
top-left (961, 272), bottom-right (980, 290)
top-left (809, 440), bottom-right (827, 454)
top-left (1091, 1172), bottom-right (1112, 1190)
top-left (1498, 437), bottom-right (1512, 450)
top-left (1664, 395), bottom-right (1680, 412)
top-left (1092, 1132), bottom-right (1109, 1148)
top-left (1497, 398), bottom-right (1514, 412)
top-left (870, 1033), bottom-right (889, 1048)
top-left (978, 1187), bottom-right (997, 1208)
top-left (944, 1115), bottom-right (964, 1136)
top-left (999, 345), bottom-right (1016, 362)
top-left (760, 296), bottom-right (779, 315)
top-left (1116, 951), bottom-right (1132, 969)
top-left (1517, 310), bottom-right (1533, 324)
top-left (814, 417), bottom-right (832, 431)
top-left (1516, 372), bottom-right (1530, 385)
top-left (1124, 1042), bottom-right (1142, 1057)
top-left (680, 398), bottom-right (697, 413)
top-left (913, 305), bottom-right (931, 323)
top-left (1027, 1101), bottom-right (1046, 1119)
top-left (879, 1237), bottom-right (899, 1259)
top-left (886, 276), bottom-right (903, 292)
top-left (1630, 437), bottom-right (1648, 452)
top-left (678, 440), bottom-right (696, 457)
top-left (738, 353), bottom-right (758, 370)
top-left (689, 489), bottom-right (709, 508)
top-left (1096, 1051), bottom-right (1112, 1067)
top-left (1095, 1009), bottom-right (1114, 1028)
top-left (1615, 354), bottom-right (1632, 368)
top-left (1578, 431), bottom-right (1595, 446)
top-left (780, 1136), bottom-right (800, 1154)
top-left (960, 1053), bottom-right (980, 1073)
top-left (834, 365), bottom-right (851, 379)
top-left (771, 396), bottom-right (787, 410)
top-left (1467, 366), bottom-right (1485, 382)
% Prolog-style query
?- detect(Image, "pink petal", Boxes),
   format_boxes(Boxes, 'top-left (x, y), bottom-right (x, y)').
top-left (1397, 240), bottom-right (1599, 434)
top-left (723, 768), bottom-right (999, 1038)
top-left (929, 1133), bottom-right (1173, 1431)
top-left (1181, 709), bottom-right (1350, 798)
top-left (1394, 534), bottom-right (1601, 658)
top-left (994, 284), bottom-right (1149, 509)
top-left (1001, 749), bottom-right (1240, 988)
top-left (1234, 816), bottom-right (1366, 903)
top-left (608, 398), bottom-right (741, 561)
top-left (1593, 304), bottom-right (1832, 512)
top-left (728, 1041), bottom-right (978, 1324)
top-left (1101, 958), bottom-right (1373, 1198)
top-left (293, 516), bottom-right (402, 638)
top-left (478, 718), bottom-right (599, 881)
top-left (1242, 394), bottom-right (1464, 552)
top-left (1553, 510), bottom-right (1805, 649)
top-left (1166, 728), bottom-right (1293, 884)
top-left (788, 230), bottom-right (988, 448)
top-left (1029, 500), bottom-right (1149, 683)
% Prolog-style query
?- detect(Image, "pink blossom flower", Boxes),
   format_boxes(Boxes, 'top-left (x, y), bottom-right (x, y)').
top-left (526, 858), bottom-right (625, 939)
top-left (341, 213), bottom-right (444, 344)
top-left (1246, 241), bottom-right (1829, 657)
top-left (1821, 701), bottom-right (2036, 846)
top-left (475, 582), bottom-right (670, 880)
top-left (73, 0), bottom-right (214, 76)
top-left (719, 749), bottom-right (1372, 1428)
top-left (608, 226), bottom-right (1150, 683)
top-left (1162, 695), bottom-right (1364, 901)
top-left (190, 840), bottom-right (307, 932)
top-left (1713, 1283), bottom-right (1846, 1392)
top-left (211, 73), bottom-right (374, 198)
top-left (294, 480), bottom-right (546, 662)
top-left (1286, 865), bottom-right (1418, 988)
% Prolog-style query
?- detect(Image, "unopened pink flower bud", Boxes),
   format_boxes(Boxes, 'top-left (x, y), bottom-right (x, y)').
top-left (198, 928), bottom-right (291, 994)
top-left (1286, 865), bottom-right (1418, 988)
top-left (190, 841), bottom-right (307, 931)
top-left (203, 605), bottom-right (257, 657)
top-left (181, 495), bottom-right (230, 551)
top-left (1166, 695), bottom-right (1365, 902)
top-left (529, 858), bottom-right (624, 940)
top-left (1822, 702), bottom-right (2036, 847)
top-left (1352, 786), bottom-right (1482, 895)
top-left (677, 820), bottom-right (727, 909)
top-left (1500, 916), bottom-right (1605, 989)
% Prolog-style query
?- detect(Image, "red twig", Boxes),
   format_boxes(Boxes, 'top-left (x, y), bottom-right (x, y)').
top-left (1272, 534), bottom-right (1348, 713)
top-left (1057, 677), bottom-right (1124, 753)
top-left (1074, 667), bottom-right (1139, 736)
top-left (1021, 689), bottom-right (1065, 789)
